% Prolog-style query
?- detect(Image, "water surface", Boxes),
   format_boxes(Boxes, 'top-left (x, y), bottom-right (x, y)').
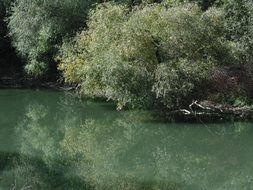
top-left (0, 89), bottom-right (252, 190)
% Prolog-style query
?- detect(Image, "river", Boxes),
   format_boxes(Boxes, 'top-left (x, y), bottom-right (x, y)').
top-left (0, 89), bottom-right (252, 190)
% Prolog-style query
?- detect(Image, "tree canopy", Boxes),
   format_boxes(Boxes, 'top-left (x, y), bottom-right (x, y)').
top-left (1, 0), bottom-right (253, 110)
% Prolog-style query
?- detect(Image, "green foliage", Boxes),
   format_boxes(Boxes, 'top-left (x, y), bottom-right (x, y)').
top-left (0, 0), bottom-right (13, 11)
top-left (222, 0), bottom-right (253, 63)
top-left (58, 3), bottom-right (230, 109)
top-left (7, 0), bottom-right (100, 76)
top-left (153, 59), bottom-right (214, 108)
top-left (0, 0), bottom-right (21, 77)
top-left (5, 0), bottom-right (253, 109)
top-left (6, 0), bottom-right (161, 77)
top-left (58, 3), bottom-right (156, 109)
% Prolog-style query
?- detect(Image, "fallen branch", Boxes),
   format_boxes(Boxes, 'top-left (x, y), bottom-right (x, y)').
top-left (171, 100), bottom-right (253, 120)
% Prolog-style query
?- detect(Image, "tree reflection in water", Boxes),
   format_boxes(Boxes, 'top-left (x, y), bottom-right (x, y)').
top-left (0, 90), bottom-right (253, 190)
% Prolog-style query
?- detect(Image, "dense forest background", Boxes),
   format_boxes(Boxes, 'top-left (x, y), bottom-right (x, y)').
top-left (1, 0), bottom-right (253, 112)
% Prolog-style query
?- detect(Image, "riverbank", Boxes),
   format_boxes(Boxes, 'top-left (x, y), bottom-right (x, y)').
top-left (0, 80), bottom-right (253, 123)
top-left (0, 76), bottom-right (75, 91)
top-left (1, 76), bottom-right (253, 122)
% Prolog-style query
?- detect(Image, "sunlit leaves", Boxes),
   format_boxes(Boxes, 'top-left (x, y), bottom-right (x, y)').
top-left (58, 3), bottom-right (228, 109)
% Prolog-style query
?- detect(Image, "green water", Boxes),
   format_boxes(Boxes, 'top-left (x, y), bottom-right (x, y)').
top-left (0, 89), bottom-right (253, 190)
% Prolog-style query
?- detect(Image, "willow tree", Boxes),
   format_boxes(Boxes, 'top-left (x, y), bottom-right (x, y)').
top-left (58, 3), bottom-right (230, 109)
top-left (7, 0), bottom-right (100, 76)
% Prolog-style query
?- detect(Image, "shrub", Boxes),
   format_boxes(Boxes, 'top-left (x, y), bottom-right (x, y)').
top-left (58, 3), bottom-right (231, 109)
top-left (6, 0), bottom-right (162, 77)
top-left (153, 59), bottom-right (214, 108)
top-left (7, 0), bottom-right (100, 76)
top-left (222, 0), bottom-right (253, 64)
top-left (58, 3), bottom-right (157, 109)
